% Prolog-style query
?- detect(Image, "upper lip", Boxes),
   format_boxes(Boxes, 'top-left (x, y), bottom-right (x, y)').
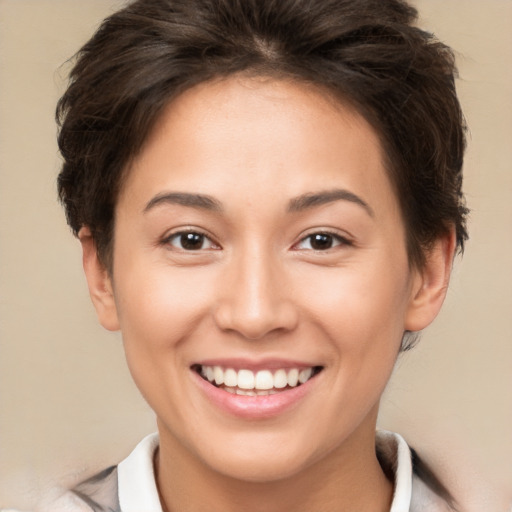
top-left (192, 358), bottom-right (322, 372)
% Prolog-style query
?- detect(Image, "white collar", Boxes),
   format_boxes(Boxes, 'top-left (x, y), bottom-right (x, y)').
top-left (377, 430), bottom-right (413, 512)
top-left (117, 431), bottom-right (414, 512)
top-left (118, 433), bottom-right (162, 512)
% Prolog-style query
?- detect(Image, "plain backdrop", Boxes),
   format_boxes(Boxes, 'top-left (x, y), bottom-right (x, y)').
top-left (0, 1), bottom-right (511, 510)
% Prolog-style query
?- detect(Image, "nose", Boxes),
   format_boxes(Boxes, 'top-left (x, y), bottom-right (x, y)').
top-left (213, 250), bottom-right (299, 340)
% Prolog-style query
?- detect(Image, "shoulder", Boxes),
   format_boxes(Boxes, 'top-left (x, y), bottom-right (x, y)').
top-left (39, 434), bottom-right (160, 512)
top-left (376, 430), bottom-right (456, 512)
top-left (410, 448), bottom-right (456, 512)
top-left (410, 474), bottom-right (454, 512)
top-left (38, 466), bottom-right (120, 512)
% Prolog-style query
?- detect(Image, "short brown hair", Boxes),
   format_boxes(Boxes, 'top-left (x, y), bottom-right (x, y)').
top-left (57, 0), bottom-right (468, 270)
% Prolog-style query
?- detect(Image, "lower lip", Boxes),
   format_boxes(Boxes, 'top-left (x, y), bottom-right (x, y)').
top-left (191, 370), bottom-right (317, 420)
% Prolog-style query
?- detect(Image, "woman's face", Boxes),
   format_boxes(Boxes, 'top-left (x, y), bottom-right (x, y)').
top-left (96, 77), bottom-right (429, 481)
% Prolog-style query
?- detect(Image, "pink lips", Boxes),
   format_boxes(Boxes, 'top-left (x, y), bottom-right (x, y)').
top-left (191, 362), bottom-right (320, 420)
top-left (194, 357), bottom-right (317, 372)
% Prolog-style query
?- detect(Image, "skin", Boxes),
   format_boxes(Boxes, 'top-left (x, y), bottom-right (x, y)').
top-left (80, 76), bottom-right (455, 512)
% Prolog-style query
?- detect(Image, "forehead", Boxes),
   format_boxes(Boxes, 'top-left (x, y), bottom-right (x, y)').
top-left (120, 76), bottom-right (397, 218)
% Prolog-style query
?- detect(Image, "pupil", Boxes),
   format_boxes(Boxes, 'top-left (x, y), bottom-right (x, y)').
top-left (311, 233), bottom-right (332, 250)
top-left (181, 233), bottom-right (203, 250)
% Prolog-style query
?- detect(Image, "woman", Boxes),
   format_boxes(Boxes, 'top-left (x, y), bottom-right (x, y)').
top-left (54, 0), bottom-right (467, 510)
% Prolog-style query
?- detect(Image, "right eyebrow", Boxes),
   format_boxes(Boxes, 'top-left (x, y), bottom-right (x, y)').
top-left (287, 188), bottom-right (374, 218)
top-left (143, 192), bottom-right (223, 213)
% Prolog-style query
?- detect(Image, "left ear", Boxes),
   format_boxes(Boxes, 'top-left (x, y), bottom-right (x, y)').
top-left (405, 229), bottom-right (457, 332)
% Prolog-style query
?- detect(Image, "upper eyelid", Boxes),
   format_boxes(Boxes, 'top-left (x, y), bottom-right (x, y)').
top-left (297, 229), bottom-right (352, 242)
top-left (162, 228), bottom-right (220, 248)
top-left (163, 226), bottom-right (213, 240)
top-left (291, 230), bottom-right (354, 250)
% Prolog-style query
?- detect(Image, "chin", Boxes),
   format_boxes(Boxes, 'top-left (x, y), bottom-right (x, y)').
top-left (188, 427), bottom-right (329, 484)
top-left (207, 451), bottom-right (313, 483)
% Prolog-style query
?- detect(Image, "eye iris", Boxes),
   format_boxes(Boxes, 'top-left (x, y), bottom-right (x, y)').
top-left (310, 233), bottom-right (333, 250)
top-left (181, 232), bottom-right (204, 250)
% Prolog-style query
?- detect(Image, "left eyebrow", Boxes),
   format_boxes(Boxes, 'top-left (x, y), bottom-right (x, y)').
top-left (287, 188), bottom-right (374, 218)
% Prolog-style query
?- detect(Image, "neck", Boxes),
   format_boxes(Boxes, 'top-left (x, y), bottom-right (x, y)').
top-left (155, 416), bottom-right (393, 512)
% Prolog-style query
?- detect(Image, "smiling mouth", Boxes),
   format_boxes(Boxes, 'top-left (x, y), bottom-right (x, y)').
top-left (192, 364), bottom-right (323, 396)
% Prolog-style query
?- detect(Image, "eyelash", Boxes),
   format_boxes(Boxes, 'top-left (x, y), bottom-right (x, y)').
top-left (293, 231), bottom-right (353, 251)
top-left (162, 230), bottom-right (220, 251)
top-left (162, 229), bottom-right (352, 252)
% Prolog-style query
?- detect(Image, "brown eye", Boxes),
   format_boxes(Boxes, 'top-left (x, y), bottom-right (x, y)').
top-left (295, 232), bottom-right (350, 251)
top-left (309, 233), bottom-right (334, 250)
top-left (167, 231), bottom-right (216, 251)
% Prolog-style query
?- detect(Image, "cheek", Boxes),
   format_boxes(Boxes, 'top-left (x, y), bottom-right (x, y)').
top-left (300, 258), bottom-right (412, 403)
top-left (112, 255), bottom-right (217, 356)
top-left (314, 268), bottom-right (410, 405)
top-left (111, 260), bottom-right (218, 412)
top-left (306, 263), bottom-right (411, 341)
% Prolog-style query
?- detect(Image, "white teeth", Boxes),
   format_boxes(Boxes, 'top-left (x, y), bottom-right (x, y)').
top-left (237, 369), bottom-right (255, 389)
top-left (255, 370), bottom-right (273, 390)
top-left (298, 367), bottom-right (313, 384)
top-left (287, 368), bottom-right (299, 387)
top-left (224, 368), bottom-right (237, 387)
top-left (273, 369), bottom-right (288, 389)
top-left (199, 365), bottom-right (318, 392)
top-left (236, 389), bottom-right (259, 396)
top-left (213, 366), bottom-right (224, 385)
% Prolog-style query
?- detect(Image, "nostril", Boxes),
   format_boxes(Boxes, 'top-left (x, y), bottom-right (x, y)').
top-left (213, 300), bottom-right (299, 340)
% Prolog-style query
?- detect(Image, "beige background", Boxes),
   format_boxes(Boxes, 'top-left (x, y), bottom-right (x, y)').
top-left (0, 0), bottom-right (511, 510)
